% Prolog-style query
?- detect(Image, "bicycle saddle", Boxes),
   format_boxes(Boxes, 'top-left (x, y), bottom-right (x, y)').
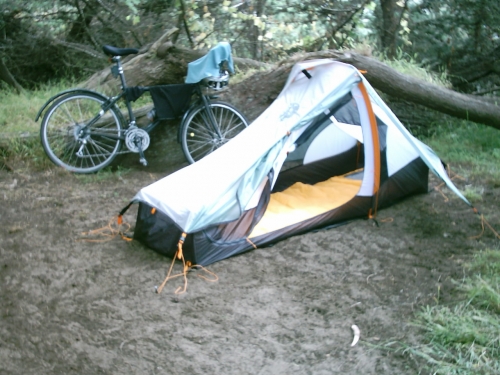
top-left (102, 45), bottom-right (139, 57)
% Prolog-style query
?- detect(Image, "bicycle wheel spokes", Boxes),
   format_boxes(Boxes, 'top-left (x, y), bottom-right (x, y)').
top-left (214, 105), bottom-right (247, 140)
top-left (181, 102), bottom-right (248, 164)
top-left (40, 93), bottom-right (122, 173)
top-left (184, 111), bottom-right (218, 160)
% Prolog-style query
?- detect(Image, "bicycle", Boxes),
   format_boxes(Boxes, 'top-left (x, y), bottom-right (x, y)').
top-left (35, 43), bottom-right (249, 173)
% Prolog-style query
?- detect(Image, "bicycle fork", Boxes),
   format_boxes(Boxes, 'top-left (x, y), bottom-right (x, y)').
top-left (200, 94), bottom-right (224, 140)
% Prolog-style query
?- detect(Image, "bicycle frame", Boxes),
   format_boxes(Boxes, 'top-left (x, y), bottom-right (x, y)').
top-left (115, 55), bottom-right (225, 143)
top-left (36, 55), bottom-right (224, 140)
top-left (110, 56), bottom-right (138, 129)
top-left (37, 44), bottom-right (248, 172)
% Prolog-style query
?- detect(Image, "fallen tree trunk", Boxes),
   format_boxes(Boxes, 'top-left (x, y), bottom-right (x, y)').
top-left (334, 51), bottom-right (500, 130)
top-left (83, 28), bottom-right (271, 93)
top-left (226, 50), bottom-right (500, 129)
top-left (83, 30), bottom-right (500, 130)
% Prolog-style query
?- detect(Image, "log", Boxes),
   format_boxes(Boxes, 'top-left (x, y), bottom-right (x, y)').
top-left (82, 30), bottom-right (500, 130)
top-left (83, 28), bottom-right (272, 94)
top-left (335, 51), bottom-right (500, 130)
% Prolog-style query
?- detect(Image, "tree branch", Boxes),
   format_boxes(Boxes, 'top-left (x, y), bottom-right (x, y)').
top-left (178, 0), bottom-right (194, 49)
top-left (0, 57), bottom-right (23, 94)
top-left (95, 0), bottom-right (143, 46)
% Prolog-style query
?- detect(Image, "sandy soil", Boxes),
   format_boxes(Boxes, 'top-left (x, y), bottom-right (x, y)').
top-left (1, 125), bottom-right (499, 375)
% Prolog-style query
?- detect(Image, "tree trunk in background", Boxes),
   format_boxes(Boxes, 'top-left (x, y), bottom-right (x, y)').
top-left (67, 0), bottom-right (99, 43)
top-left (242, 0), bottom-right (267, 60)
top-left (0, 57), bottom-right (23, 94)
top-left (82, 30), bottom-right (500, 130)
top-left (380, 0), bottom-right (404, 59)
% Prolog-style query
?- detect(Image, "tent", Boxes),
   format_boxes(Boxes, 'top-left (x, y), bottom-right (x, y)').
top-left (120, 59), bottom-right (471, 267)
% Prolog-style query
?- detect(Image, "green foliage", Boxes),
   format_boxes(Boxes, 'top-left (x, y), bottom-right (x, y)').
top-left (408, 248), bottom-right (500, 374)
top-left (406, 0), bottom-right (500, 93)
top-left (174, 0), bottom-right (377, 60)
top-left (375, 48), bottom-right (452, 87)
top-left (123, 0), bottom-right (141, 13)
top-left (0, 0), bottom-right (168, 86)
top-left (408, 0), bottom-right (500, 58)
top-left (1, 0), bottom-right (499, 95)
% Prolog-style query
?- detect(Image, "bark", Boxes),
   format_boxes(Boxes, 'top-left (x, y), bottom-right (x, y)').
top-left (82, 30), bottom-right (500, 130)
top-left (380, 0), bottom-right (403, 58)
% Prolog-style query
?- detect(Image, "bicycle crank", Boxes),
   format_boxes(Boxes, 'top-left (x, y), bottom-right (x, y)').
top-left (125, 128), bottom-right (150, 166)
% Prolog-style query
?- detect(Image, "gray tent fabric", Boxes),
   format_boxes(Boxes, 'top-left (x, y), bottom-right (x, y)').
top-left (123, 59), bottom-right (470, 266)
top-left (133, 61), bottom-right (361, 234)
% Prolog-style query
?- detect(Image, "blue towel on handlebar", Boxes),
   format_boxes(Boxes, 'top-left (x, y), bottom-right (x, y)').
top-left (185, 42), bottom-right (234, 84)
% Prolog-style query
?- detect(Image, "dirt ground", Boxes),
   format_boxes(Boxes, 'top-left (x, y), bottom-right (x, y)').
top-left (1, 125), bottom-right (499, 375)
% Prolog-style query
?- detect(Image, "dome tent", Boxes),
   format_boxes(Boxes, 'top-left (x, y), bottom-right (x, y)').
top-left (119, 59), bottom-right (471, 268)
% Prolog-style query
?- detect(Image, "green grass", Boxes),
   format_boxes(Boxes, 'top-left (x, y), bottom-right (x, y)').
top-left (465, 250), bottom-right (500, 314)
top-left (0, 81), bottom-right (79, 170)
top-left (0, 80), bottom-right (152, 136)
top-left (406, 249), bottom-right (500, 374)
top-left (406, 116), bottom-right (500, 375)
top-left (0, 81), bottom-right (78, 135)
top-left (421, 121), bottom-right (500, 186)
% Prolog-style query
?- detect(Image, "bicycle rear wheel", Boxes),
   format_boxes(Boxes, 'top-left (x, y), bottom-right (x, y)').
top-left (40, 92), bottom-right (123, 173)
top-left (180, 101), bottom-right (248, 164)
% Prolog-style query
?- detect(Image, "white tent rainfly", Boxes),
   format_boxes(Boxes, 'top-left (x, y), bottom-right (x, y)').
top-left (119, 59), bottom-right (472, 268)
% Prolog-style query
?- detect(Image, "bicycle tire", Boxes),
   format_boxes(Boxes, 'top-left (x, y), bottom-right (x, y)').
top-left (180, 101), bottom-right (249, 164)
top-left (40, 92), bottom-right (123, 173)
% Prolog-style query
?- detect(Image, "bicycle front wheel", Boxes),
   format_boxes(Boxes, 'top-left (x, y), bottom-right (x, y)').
top-left (40, 92), bottom-right (123, 173)
top-left (180, 101), bottom-right (248, 164)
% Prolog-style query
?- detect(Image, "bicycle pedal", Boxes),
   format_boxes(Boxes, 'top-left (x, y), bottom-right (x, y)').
top-left (139, 157), bottom-right (148, 166)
